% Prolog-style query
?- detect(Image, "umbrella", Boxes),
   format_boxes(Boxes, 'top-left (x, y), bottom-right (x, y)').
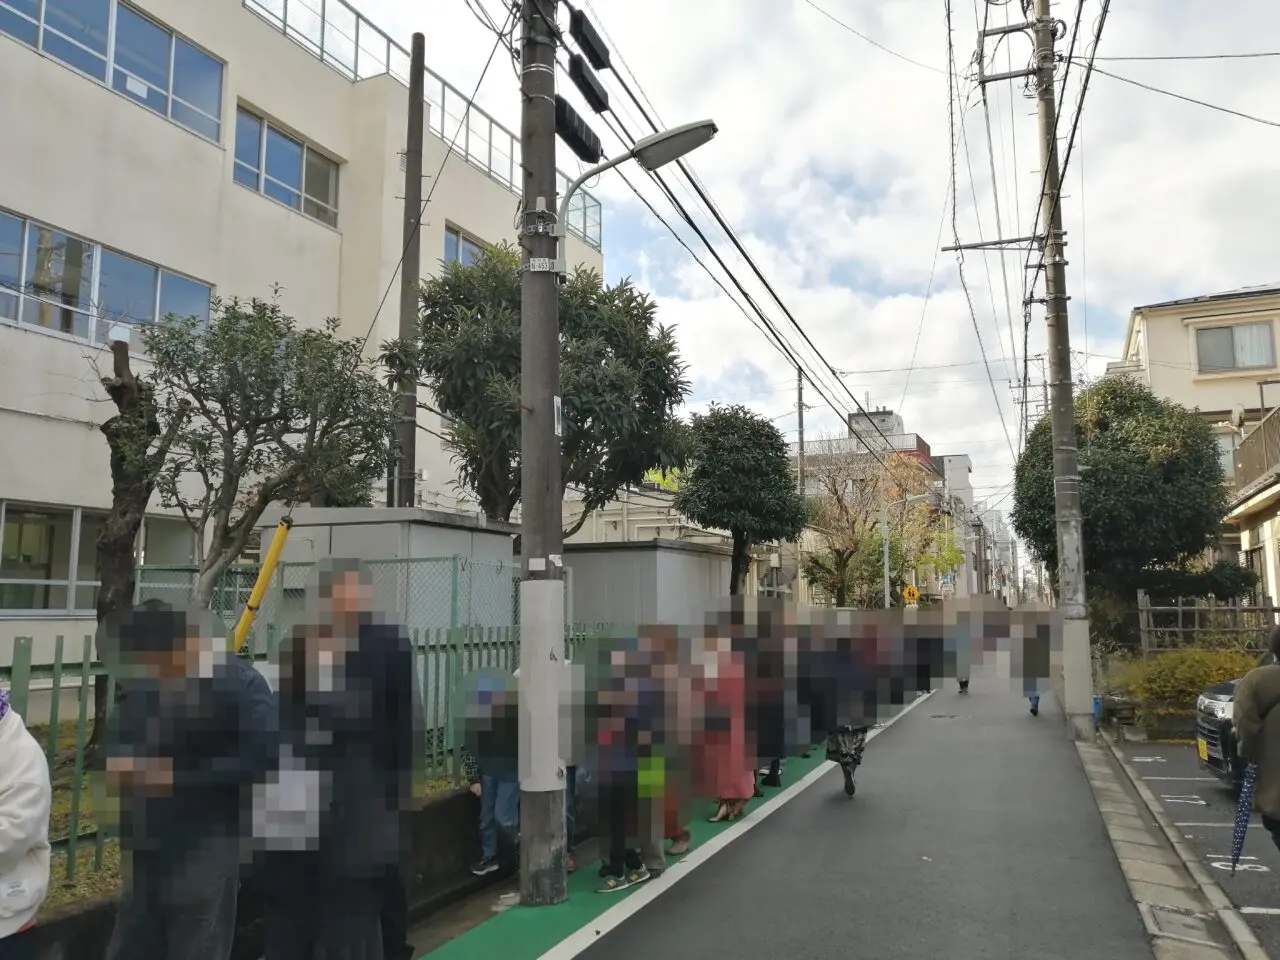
top-left (1231, 762), bottom-right (1259, 876)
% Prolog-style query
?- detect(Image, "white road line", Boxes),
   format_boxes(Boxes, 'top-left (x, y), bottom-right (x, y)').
top-left (1175, 823), bottom-right (1264, 828)
top-left (1240, 908), bottom-right (1280, 916)
top-left (536, 690), bottom-right (938, 960)
top-left (1142, 777), bottom-right (1219, 782)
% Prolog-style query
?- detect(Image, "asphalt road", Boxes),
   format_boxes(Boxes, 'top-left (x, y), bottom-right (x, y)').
top-left (575, 671), bottom-right (1154, 960)
top-left (1116, 739), bottom-right (1280, 956)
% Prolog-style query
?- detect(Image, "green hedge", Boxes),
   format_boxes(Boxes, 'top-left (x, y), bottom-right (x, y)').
top-left (1123, 649), bottom-right (1258, 706)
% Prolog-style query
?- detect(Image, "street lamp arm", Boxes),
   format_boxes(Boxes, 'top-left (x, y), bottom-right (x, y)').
top-left (555, 150), bottom-right (635, 241)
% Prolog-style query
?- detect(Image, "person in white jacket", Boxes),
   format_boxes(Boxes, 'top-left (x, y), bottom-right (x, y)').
top-left (0, 686), bottom-right (52, 958)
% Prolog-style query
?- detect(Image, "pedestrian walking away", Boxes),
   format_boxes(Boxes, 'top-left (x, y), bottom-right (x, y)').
top-left (0, 685), bottom-right (52, 960)
top-left (104, 601), bottom-right (276, 960)
top-left (1230, 625), bottom-right (1280, 853)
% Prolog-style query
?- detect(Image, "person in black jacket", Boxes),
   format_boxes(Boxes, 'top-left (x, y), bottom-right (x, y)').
top-left (104, 601), bottom-right (276, 960)
top-left (256, 560), bottom-right (419, 960)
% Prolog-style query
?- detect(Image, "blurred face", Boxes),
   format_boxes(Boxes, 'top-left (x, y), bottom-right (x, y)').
top-left (328, 571), bottom-right (372, 620)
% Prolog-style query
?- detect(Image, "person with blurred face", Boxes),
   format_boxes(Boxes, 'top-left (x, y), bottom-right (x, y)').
top-left (104, 601), bottom-right (275, 960)
top-left (314, 560), bottom-right (418, 960)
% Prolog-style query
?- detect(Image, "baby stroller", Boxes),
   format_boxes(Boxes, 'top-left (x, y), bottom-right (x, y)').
top-left (825, 724), bottom-right (869, 797)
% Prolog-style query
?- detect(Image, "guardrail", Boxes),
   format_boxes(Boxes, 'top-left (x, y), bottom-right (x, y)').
top-left (242, 0), bottom-right (602, 249)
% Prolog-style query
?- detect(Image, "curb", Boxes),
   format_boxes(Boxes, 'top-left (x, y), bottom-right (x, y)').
top-left (1101, 731), bottom-right (1272, 960)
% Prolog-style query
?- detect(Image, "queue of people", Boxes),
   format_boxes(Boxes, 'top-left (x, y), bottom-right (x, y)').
top-left (98, 558), bottom-right (420, 960)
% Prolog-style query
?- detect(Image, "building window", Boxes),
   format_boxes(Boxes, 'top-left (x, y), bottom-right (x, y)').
top-left (1196, 322), bottom-right (1276, 373)
top-left (444, 227), bottom-right (483, 267)
top-left (0, 502), bottom-right (105, 614)
top-left (234, 107), bottom-right (339, 227)
top-left (0, 207), bottom-right (212, 346)
top-left (0, 0), bottom-right (223, 141)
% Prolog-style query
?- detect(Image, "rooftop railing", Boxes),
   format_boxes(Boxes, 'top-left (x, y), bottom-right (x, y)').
top-left (242, 0), bottom-right (602, 250)
top-left (1236, 407), bottom-right (1280, 494)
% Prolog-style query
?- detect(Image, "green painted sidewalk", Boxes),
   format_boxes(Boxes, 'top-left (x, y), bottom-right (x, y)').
top-left (420, 751), bottom-right (830, 960)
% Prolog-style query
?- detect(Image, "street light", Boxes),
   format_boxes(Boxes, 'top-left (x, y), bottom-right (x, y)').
top-left (882, 493), bottom-right (933, 609)
top-left (553, 120), bottom-right (719, 270)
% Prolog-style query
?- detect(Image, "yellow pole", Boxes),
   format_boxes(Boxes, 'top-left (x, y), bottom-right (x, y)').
top-left (231, 516), bottom-right (293, 653)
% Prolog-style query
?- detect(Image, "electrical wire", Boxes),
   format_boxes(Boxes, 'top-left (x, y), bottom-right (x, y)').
top-left (1089, 65), bottom-right (1280, 129)
top-left (801, 0), bottom-right (946, 74)
top-left (355, 1), bottom-right (517, 355)
top-left (946, 0), bottom-right (1017, 463)
top-left (1089, 51), bottom-right (1280, 62)
top-left (566, 26), bottom-right (901, 457)
top-left (897, 181), bottom-right (953, 412)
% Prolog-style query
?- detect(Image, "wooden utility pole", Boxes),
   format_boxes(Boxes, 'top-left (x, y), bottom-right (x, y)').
top-left (517, 0), bottom-right (568, 906)
top-left (390, 33), bottom-right (425, 507)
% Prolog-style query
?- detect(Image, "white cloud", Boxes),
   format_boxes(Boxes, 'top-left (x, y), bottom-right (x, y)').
top-left (364, 0), bottom-right (1279, 562)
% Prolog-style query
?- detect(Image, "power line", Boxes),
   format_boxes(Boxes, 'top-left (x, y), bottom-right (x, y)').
top-left (801, 0), bottom-right (947, 74)
top-left (1090, 64), bottom-right (1280, 129)
top-left (946, 0), bottom-right (1016, 462)
top-left (565, 16), bottom-right (901, 458)
top-left (356, 1), bottom-right (516, 354)
top-left (897, 182), bottom-right (953, 412)
top-left (1088, 51), bottom-right (1280, 62)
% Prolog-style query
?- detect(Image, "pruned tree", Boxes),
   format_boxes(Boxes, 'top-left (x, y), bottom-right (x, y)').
top-left (89, 340), bottom-right (191, 750)
top-left (382, 244), bottom-right (690, 531)
top-left (802, 436), bottom-right (882, 606)
top-left (148, 299), bottom-right (397, 607)
top-left (674, 405), bottom-right (807, 594)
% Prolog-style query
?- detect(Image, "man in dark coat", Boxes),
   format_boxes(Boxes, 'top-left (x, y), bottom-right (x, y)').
top-left (104, 601), bottom-right (276, 960)
top-left (319, 559), bottom-right (420, 960)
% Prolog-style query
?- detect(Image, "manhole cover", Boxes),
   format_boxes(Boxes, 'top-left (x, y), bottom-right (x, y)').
top-left (929, 714), bottom-right (965, 720)
top-left (1140, 905), bottom-right (1225, 947)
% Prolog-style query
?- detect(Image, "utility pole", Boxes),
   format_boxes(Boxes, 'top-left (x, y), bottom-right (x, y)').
top-left (389, 33), bottom-right (426, 508)
top-left (517, 0), bottom-right (567, 906)
top-left (796, 368), bottom-right (805, 491)
top-left (795, 368), bottom-right (806, 601)
top-left (1031, 0), bottom-right (1092, 741)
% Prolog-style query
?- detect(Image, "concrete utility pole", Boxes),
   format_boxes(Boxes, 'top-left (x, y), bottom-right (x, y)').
top-left (390, 33), bottom-right (426, 508)
top-left (517, 0), bottom-right (568, 906)
top-left (1031, 0), bottom-right (1092, 741)
top-left (796, 368), bottom-right (805, 491)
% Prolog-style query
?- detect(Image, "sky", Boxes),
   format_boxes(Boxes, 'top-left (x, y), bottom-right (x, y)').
top-left (351, 0), bottom-right (1280, 564)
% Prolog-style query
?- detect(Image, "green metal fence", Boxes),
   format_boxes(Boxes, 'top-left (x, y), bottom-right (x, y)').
top-left (5, 560), bottom-right (601, 886)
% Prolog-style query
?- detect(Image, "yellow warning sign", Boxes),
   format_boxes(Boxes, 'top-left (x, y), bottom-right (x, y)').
top-left (903, 584), bottom-right (920, 604)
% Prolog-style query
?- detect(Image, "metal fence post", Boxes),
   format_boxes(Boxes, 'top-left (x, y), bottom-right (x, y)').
top-left (8, 637), bottom-right (33, 719)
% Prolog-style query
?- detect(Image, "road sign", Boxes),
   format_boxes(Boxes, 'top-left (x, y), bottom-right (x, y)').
top-left (903, 584), bottom-right (920, 604)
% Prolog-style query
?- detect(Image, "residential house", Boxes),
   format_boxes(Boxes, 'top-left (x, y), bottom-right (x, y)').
top-left (0, 0), bottom-right (604, 650)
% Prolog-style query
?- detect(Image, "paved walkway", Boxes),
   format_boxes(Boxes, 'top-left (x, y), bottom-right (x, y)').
top-left (564, 668), bottom-right (1154, 960)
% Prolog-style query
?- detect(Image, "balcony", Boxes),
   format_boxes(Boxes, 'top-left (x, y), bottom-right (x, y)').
top-left (1234, 407), bottom-right (1280, 495)
top-left (243, 0), bottom-right (603, 250)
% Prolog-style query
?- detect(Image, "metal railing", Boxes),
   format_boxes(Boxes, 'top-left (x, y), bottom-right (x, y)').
top-left (242, 0), bottom-right (602, 250)
top-left (1235, 407), bottom-right (1280, 492)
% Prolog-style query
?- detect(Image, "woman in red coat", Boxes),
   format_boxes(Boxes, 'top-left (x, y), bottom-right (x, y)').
top-left (694, 633), bottom-right (755, 823)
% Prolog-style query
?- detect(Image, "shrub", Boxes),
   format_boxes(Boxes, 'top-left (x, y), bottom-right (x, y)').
top-left (1123, 649), bottom-right (1259, 706)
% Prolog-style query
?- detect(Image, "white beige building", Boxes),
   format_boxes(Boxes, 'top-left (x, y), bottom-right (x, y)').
top-left (0, 0), bottom-right (603, 647)
top-left (1106, 283), bottom-right (1280, 598)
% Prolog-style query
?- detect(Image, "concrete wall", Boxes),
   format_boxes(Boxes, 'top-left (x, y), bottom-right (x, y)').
top-left (564, 539), bottom-right (735, 626)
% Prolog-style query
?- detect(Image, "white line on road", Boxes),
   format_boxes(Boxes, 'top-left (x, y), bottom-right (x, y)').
top-left (1176, 822), bottom-right (1266, 829)
top-left (1240, 908), bottom-right (1280, 916)
top-left (1142, 777), bottom-right (1219, 781)
top-left (536, 690), bottom-right (938, 960)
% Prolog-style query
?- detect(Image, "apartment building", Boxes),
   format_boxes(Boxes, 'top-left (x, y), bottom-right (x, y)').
top-left (0, 0), bottom-right (603, 640)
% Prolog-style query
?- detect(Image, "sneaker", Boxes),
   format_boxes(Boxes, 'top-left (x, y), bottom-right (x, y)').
top-left (471, 856), bottom-right (500, 877)
top-left (597, 867), bottom-right (648, 893)
top-left (1029, 700), bottom-right (1040, 717)
top-left (841, 763), bottom-right (856, 798)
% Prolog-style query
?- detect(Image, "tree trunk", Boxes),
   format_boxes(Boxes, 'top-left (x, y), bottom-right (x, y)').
top-left (88, 342), bottom-right (189, 756)
top-left (729, 531), bottom-right (752, 596)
